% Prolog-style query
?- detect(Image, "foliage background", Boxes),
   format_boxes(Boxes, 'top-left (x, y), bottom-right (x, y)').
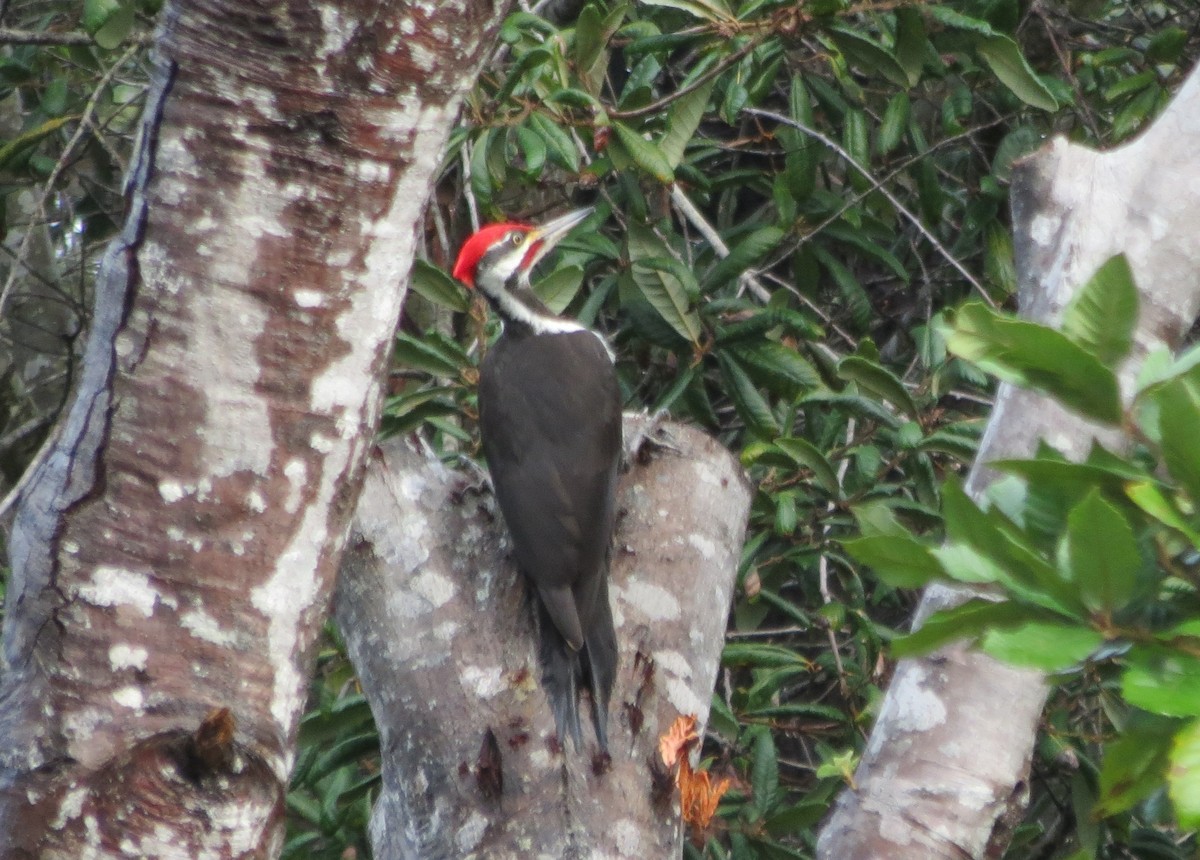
top-left (1, 0), bottom-right (1198, 857)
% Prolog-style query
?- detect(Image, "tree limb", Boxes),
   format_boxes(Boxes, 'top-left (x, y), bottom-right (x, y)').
top-left (818, 63), bottom-right (1200, 860)
top-left (336, 418), bottom-right (752, 858)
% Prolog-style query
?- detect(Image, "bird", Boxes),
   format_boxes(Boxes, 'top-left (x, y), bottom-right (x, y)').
top-left (452, 207), bottom-right (621, 752)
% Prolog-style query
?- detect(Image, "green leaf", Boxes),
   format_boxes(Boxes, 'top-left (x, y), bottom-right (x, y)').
top-left (774, 436), bottom-right (839, 495)
top-left (826, 26), bottom-right (911, 88)
top-left (409, 259), bottom-right (468, 313)
top-left (528, 112), bottom-right (580, 172)
top-left (979, 620), bottom-right (1102, 671)
top-left (1155, 379), bottom-right (1200, 502)
top-left (728, 341), bottom-right (821, 393)
top-left (1125, 480), bottom-right (1200, 547)
top-left (0, 115), bottom-right (76, 171)
top-left (983, 223), bottom-right (1017, 299)
top-left (1123, 648), bottom-right (1200, 717)
top-left (940, 478), bottom-right (1081, 614)
top-left (1061, 254), bottom-right (1138, 366)
top-left (926, 6), bottom-right (999, 38)
top-left (891, 598), bottom-right (1036, 658)
top-left (660, 80), bottom-right (716, 169)
top-left (782, 77), bottom-right (817, 201)
top-left (469, 129), bottom-right (494, 202)
top-left (626, 224), bottom-right (701, 342)
top-left (975, 35), bottom-right (1058, 112)
top-left (394, 332), bottom-right (468, 376)
top-left (494, 47), bottom-right (553, 104)
top-left (92, 1), bottom-right (135, 49)
top-left (1063, 489), bottom-right (1140, 614)
top-left (513, 125), bottom-right (547, 175)
top-left (702, 226), bottom-right (784, 292)
top-left (1146, 27), bottom-right (1188, 65)
top-left (718, 353), bottom-right (779, 438)
top-left (851, 501), bottom-right (909, 538)
top-left (841, 108), bottom-right (869, 172)
top-left (893, 7), bottom-right (927, 85)
top-left (878, 93), bottom-right (910, 155)
top-left (749, 728), bottom-right (780, 817)
top-left (837, 356), bottom-right (919, 418)
top-left (612, 121), bottom-right (675, 182)
top-left (1169, 718), bottom-right (1200, 829)
top-left (532, 265), bottom-right (585, 314)
top-left (1096, 714), bottom-right (1180, 818)
top-left (842, 534), bottom-right (943, 588)
top-left (722, 642), bottom-right (805, 669)
top-left (639, 0), bottom-right (734, 22)
top-left (945, 302), bottom-right (1122, 425)
top-left (812, 246), bottom-right (871, 330)
top-left (631, 257), bottom-right (701, 342)
top-left (83, 0), bottom-right (121, 32)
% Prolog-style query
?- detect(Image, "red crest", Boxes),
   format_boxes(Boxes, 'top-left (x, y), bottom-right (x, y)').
top-left (452, 223), bottom-right (532, 287)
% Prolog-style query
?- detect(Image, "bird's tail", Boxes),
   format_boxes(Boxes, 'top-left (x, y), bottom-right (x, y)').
top-left (536, 581), bottom-right (618, 752)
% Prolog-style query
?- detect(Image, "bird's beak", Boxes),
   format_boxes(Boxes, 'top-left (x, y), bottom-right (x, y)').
top-left (523, 207), bottom-right (594, 270)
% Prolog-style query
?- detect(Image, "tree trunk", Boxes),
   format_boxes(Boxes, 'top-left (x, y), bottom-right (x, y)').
top-left (817, 64), bottom-right (1200, 860)
top-left (335, 417), bottom-right (752, 858)
top-left (0, 0), bottom-right (511, 855)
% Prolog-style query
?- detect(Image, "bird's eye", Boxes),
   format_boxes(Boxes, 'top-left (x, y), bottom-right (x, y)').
top-left (510, 232), bottom-right (524, 246)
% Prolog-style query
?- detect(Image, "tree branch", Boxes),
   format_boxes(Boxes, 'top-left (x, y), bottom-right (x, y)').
top-left (336, 418), bottom-right (752, 858)
top-left (817, 62), bottom-right (1200, 860)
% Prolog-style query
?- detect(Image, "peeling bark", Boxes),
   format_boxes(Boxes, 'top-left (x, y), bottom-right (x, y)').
top-left (335, 418), bottom-right (752, 859)
top-left (0, 0), bottom-right (512, 855)
top-left (817, 65), bottom-right (1200, 859)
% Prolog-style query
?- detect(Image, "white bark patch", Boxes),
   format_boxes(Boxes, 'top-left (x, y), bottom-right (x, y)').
top-left (656, 649), bottom-right (704, 716)
top-left (75, 566), bottom-right (159, 617)
top-left (52, 784), bottom-right (87, 829)
top-left (251, 533), bottom-right (325, 776)
top-left (64, 707), bottom-right (110, 767)
top-left (688, 532), bottom-right (718, 560)
top-left (283, 459), bottom-right (307, 513)
top-left (311, 101), bottom-right (459, 418)
top-left (112, 686), bottom-right (144, 710)
top-left (617, 579), bottom-right (681, 621)
top-left (461, 665), bottom-right (503, 699)
top-left (294, 289), bottom-right (325, 308)
top-left (318, 6), bottom-right (355, 59)
top-left (143, 130), bottom-right (286, 481)
top-left (867, 665), bottom-right (947, 759)
top-left (109, 644), bottom-right (149, 671)
top-left (412, 569), bottom-right (455, 607)
top-left (158, 480), bottom-right (187, 503)
top-left (455, 811), bottom-right (488, 853)
top-left (181, 607), bottom-right (238, 647)
top-left (613, 818), bottom-right (643, 853)
top-left (1028, 213), bottom-right (1061, 247)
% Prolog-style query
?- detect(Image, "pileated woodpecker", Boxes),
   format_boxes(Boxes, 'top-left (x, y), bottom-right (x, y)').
top-left (452, 208), bottom-right (620, 752)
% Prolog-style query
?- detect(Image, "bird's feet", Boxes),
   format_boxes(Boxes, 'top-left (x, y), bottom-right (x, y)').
top-left (622, 409), bottom-right (680, 469)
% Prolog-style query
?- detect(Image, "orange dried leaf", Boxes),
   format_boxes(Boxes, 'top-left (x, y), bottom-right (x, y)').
top-left (658, 714), bottom-right (699, 768)
top-left (678, 756), bottom-right (731, 831)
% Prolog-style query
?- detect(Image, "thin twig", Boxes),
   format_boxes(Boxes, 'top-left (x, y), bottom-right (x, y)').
top-left (745, 107), bottom-right (996, 308)
top-left (0, 44), bottom-right (140, 318)
top-left (0, 27), bottom-right (152, 47)
top-left (610, 36), bottom-right (761, 120)
top-left (668, 183), bottom-right (771, 302)
top-left (819, 418), bottom-right (856, 696)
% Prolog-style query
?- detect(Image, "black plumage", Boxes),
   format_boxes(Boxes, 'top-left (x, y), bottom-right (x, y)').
top-left (478, 325), bottom-right (621, 750)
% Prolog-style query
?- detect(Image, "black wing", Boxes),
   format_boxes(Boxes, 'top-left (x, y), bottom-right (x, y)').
top-left (478, 329), bottom-right (621, 647)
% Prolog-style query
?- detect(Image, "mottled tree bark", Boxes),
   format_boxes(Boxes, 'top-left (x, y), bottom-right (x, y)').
top-left (0, 0), bottom-right (512, 855)
top-left (818, 64), bottom-right (1200, 859)
top-left (336, 418), bottom-right (752, 859)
